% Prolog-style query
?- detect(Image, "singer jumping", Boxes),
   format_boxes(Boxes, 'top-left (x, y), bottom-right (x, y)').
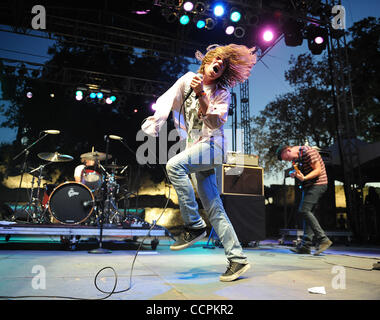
top-left (141, 44), bottom-right (256, 281)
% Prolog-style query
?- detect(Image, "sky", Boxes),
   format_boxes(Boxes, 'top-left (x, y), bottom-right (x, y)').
top-left (0, 0), bottom-right (379, 185)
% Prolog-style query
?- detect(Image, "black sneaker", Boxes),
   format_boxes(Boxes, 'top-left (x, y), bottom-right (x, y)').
top-left (220, 261), bottom-right (251, 282)
top-left (170, 227), bottom-right (207, 251)
top-left (290, 246), bottom-right (311, 254)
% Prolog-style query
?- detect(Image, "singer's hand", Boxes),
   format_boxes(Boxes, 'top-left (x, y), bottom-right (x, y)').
top-left (191, 74), bottom-right (203, 95)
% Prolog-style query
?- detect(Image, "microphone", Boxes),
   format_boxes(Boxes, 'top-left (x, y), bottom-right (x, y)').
top-left (185, 73), bottom-right (203, 101)
top-left (190, 73), bottom-right (203, 94)
top-left (43, 130), bottom-right (60, 134)
top-left (109, 135), bottom-right (123, 141)
top-left (82, 200), bottom-right (95, 208)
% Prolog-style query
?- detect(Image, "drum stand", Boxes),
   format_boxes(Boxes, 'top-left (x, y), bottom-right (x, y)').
top-left (12, 132), bottom-right (50, 222)
top-left (23, 163), bottom-right (51, 223)
top-left (89, 138), bottom-right (113, 254)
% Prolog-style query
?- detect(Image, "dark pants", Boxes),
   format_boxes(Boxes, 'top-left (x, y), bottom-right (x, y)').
top-left (298, 184), bottom-right (329, 248)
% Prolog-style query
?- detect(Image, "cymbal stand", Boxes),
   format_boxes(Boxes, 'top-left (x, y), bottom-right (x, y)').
top-left (88, 138), bottom-right (112, 254)
top-left (12, 132), bottom-right (49, 221)
top-left (24, 162), bottom-right (51, 223)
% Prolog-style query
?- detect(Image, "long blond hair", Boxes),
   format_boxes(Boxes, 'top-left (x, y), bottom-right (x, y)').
top-left (196, 44), bottom-right (257, 88)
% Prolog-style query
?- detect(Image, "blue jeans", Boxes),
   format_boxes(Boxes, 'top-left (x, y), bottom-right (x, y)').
top-left (166, 141), bottom-right (247, 263)
top-left (298, 184), bottom-right (329, 248)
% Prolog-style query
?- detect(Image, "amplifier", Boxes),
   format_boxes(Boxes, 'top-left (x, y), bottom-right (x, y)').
top-left (219, 164), bottom-right (264, 196)
top-left (226, 152), bottom-right (259, 167)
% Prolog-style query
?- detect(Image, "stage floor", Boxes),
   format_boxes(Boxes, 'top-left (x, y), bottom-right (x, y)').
top-left (0, 235), bottom-right (380, 302)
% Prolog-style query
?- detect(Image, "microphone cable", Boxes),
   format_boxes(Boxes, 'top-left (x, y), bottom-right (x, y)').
top-left (0, 152), bottom-right (172, 300)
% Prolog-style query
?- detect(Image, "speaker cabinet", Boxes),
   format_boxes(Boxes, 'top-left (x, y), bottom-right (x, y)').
top-left (223, 195), bottom-right (266, 243)
top-left (221, 164), bottom-right (264, 196)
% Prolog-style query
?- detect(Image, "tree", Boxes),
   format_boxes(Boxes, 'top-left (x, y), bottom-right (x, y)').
top-left (347, 17), bottom-right (380, 142)
top-left (251, 53), bottom-right (335, 175)
top-left (0, 39), bottom-right (189, 180)
top-left (251, 17), bottom-right (380, 177)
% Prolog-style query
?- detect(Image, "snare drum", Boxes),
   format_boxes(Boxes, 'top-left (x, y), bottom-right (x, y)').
top-left (48, 182), bottom-right (94, 224)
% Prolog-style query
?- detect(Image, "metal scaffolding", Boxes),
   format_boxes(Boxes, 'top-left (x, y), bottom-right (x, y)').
top-left (326, 0), bottom-right (363, 238)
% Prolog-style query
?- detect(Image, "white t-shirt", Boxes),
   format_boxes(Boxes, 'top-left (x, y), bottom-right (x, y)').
top-left (74, 164), bottom-right (85, 180)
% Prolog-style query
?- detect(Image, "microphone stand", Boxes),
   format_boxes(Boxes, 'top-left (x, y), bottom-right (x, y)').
top-left (89, 136), bottom-right (111, 254)
top-left (12, 132), bottom-right (49, 221)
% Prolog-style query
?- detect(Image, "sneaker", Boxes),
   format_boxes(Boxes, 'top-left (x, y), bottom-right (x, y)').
top-left (314, 239), bottom-right (332, 255)
top-left (170, 227), bottom-right (207, 251)
top-left (290, 246), bottom-right (311, 254)
top-left (220, 261), bottom-right (251, 282)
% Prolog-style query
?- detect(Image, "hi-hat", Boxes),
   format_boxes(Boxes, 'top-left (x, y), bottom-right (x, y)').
top-left (103, 164), bottom-right (124, 169)
top-left (80, 151), bottom-right (112, 161)
top-left (38, 152), bottom-right (74, 162)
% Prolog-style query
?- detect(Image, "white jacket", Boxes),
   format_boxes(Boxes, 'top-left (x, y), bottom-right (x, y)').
top-left (141, 71), bottom-right (230, 151)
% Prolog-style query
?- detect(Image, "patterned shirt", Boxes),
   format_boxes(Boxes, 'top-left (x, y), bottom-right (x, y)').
top-left (298, 145), bottom-right (328, 187)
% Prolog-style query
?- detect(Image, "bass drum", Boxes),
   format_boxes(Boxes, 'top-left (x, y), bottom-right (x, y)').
top-left (48, 182), bottom-right (94, 224)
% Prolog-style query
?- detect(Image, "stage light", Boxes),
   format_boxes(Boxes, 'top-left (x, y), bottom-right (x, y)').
top-left (76, 95), bottom-right (83, 101)
top-left (246, 13), bottom-right (259, 26)
top-left (90, 92), bottom-right (96, 99)
top-left (225, 26), bottom-right (235, 35)
top-left (213, 4), bottom-right (225, 17)
top-left (183, 1), bottom-right (194, 12)
top-left (76, 90), bottom-right (83, 96)
top-left (284, 19), bottom-right (304, 47)
top-left (97, 92), bottom-right (103, 99)
top-left (151, 103), bottom-right (157, 111)
top-left (106, 98), bottom-right (113, 104)
top-left (205, 17), bottom-right (216, 30)
top-left (162, 8), bottom-right (178, 23)
top-left (26, 91), bottom-right (33, 99)
top-left (196, 19), bottom-right (206, 29)
top-left (110, 95), bottom-right (116, 102)
top-left (230, 9), bottom-right (241, 22)
top-left (179, 14), bottom-right (190, 25)
top-left (315, 36), bottom-right (324, 44)
top-left (194, 2), bottom-right (205, 13)
top-left (263, 30), bottom-right (274, 42)
top-left (234, 26), bottom-right (245, 38)
top-left (307, 25), bottom-right (328, 55)
top-left (133, 108), bottom-right (138, 113)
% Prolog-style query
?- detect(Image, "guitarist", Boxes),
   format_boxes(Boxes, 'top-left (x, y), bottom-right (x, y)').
top-left (276, 144), bottom-right (332, 255)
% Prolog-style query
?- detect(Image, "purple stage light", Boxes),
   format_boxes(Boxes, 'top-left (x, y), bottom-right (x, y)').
top-left (225, 26), bottom-right (235, 35)
top-left (263, 30), bottom-right (274, 42)
top-left (314, 36), bottom-right (324, 44)
top-left (183, 1), bottom-right (194, 11)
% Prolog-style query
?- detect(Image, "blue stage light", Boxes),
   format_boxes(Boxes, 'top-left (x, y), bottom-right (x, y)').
top-left (90, 92), bottom-right (96, 99)
top-left (179, 14), bottom-right (190, 25)
top-left (230, 10), bottom-right (241, 22)
top-left (196, 19), bottom-right (206, 29)
top-left (97, 92), bottom-right (103, 99)
top-left (213, 4), bottom-right (225, 17)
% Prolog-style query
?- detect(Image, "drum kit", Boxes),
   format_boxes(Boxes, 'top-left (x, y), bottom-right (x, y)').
top-left (17, 150), bottom-right (130, 227)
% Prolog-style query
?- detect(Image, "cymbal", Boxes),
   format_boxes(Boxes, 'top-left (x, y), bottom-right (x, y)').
top-left (38, 152), bottom-right (74, 162)
top-left (104, 164), bottom-right (125, 169)
top-left (80, 151), bottom-right (112, 161)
